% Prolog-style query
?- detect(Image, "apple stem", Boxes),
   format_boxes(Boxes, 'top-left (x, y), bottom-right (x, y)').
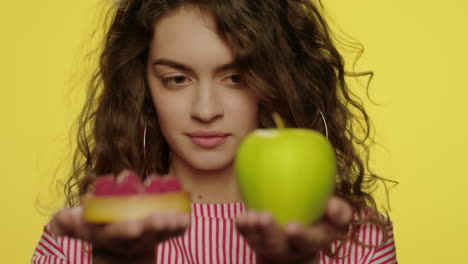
top-left (272, 112), bottom-right (285, 129)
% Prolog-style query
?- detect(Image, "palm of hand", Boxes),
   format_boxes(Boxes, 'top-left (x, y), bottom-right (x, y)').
top-left (235, 196), bottom-right (353, 264)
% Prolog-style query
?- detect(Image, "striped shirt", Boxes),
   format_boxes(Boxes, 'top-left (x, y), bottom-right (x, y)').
top-left (32, 203), bottom-right (397, 264)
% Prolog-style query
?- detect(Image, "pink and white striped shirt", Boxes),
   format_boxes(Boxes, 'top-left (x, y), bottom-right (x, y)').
top-left (32, 203), bottom-right (397, 264)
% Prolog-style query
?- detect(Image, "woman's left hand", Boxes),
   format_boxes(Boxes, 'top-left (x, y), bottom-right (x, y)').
top-left (235, 196), bottom-right (353, 264)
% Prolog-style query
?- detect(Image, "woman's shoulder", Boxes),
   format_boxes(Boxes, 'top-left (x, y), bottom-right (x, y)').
top-left (357, 208), bottom-right (397, 263)
top-left (318, 207), bottom-right (397, 264)
top-left (352, 207), bottom-right (395, 248)
top-left (32, 224), bottom-right (92, 264)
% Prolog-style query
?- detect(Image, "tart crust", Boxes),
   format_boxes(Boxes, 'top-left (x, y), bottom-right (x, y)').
top-left (82, 191), bottom-right (191, 223)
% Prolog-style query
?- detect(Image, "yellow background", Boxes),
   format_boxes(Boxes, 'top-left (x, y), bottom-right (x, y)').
top-left (1, 0), bottom-right (467, 262)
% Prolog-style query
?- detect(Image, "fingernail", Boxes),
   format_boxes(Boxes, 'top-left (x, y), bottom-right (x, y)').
top-left (71, 206), bottom-right (83, 216)
top-left (235, 215), bottom-right (245, 226)
top-left (337, 206), bottom-right (352, 225)
top-left (126, 223), bottom-right (142, 238)
top-left (285, 222), bottom-right (300, 235)
top-left (259, 212), bottom-right (272, 224)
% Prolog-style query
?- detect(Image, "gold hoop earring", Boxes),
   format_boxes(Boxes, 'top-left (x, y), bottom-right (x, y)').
top-left (143, 121), bottom-right (147, 160)
top-left (318, 110), bottom-right (329, 139)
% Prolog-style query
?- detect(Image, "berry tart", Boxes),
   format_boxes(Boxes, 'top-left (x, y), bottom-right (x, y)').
top-left (82, 171), bottom-right (190, 223)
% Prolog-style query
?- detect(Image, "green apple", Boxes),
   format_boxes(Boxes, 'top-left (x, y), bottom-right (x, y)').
top-left (234, 113), bottom-right (336, 226)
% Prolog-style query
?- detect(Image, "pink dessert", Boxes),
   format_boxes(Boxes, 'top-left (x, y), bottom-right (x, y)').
top-left (82, 171), bottom-right (190, 223)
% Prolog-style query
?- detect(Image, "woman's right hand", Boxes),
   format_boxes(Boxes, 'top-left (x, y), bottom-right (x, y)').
top-left (48, 206), bottom-right (190, 264)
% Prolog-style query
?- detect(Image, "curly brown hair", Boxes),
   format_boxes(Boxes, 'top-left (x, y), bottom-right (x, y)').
top-left (65, 0), bottom-right (395, 256)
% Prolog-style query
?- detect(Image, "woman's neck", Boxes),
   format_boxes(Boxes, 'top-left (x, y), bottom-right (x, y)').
top-left (168, 155), bottom-right (243, 204)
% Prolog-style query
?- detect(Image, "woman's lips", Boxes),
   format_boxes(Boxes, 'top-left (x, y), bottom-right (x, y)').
top-left (186, 132), bottom-right (230, 148)
top-left (189, 136), bottom-right (228, 148)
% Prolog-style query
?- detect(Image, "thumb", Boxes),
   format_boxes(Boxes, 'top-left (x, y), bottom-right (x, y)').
top-left (49, 207), bottom-right (84, 237)
top-left (326, 196), bottom-right (353, 227)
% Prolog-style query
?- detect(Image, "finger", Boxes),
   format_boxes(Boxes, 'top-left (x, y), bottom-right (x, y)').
top-left (88, 213), bottom-right (186, 257)
top-left (144, 213), bottom-right (170, 232)
top-left (257, 212), bottom-right (288, 255)
top-left (326, 196), bottom-right (353, 227)
top-left (173, 212), bottom-right (191, 230)
top-left (148, 211), bottom-right (188, 230)
top-left (171, 212), bottom-right (191, 235)
top-left (235, 211), bottom-right (248, 228)
top-left (93, 215), bottom-right (165, 256)
top-left (161, 213), bottom-right (189, 237)
top-left (236, 211), bottom-right (263, 249)
top-left (49, 208), bottom-right (75, 236)
top-left (235, 210), bottom-right (255, 231)
top-left (143, 212), bottom-right (190, 242)
top-left (97, 220), bottom-right (145, 241)
top-left (165, 212), bottom-right (186, 231)
top-left (88, 220), bottom-right (148, 257)
top-left (49, 207), bottom-right (86, 237)
top-left (286, 221), bottom-right (339, 255)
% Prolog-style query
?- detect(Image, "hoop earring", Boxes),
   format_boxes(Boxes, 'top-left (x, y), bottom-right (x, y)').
top-left (318, 110), bottom-right (329, 139)
top-left (143, 121), bottom-right (147, 160)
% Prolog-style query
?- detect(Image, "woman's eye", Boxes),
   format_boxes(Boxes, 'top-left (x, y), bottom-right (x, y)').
top-left (229, 74), bottom-right (241, 83)
top-left (161, 75), bottom-right (191, 87)
top-left (226, 74), bottom-right (242, 85)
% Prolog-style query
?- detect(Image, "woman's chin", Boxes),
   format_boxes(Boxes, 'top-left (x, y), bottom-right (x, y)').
top-left (171, 147), bottom-right (236, 173)
top-left (187, 156), bottom-right (233, 172)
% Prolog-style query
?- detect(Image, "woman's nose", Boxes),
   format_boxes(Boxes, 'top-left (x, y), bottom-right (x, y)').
top-left (190, 82), bottom-right (223, 123)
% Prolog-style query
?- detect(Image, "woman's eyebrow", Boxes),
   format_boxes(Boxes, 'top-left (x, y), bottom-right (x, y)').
top-left (152, 58), bottom-right (236, 74)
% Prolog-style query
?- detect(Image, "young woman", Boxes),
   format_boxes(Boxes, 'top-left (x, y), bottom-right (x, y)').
top-left (32, 0), bottom-right (397, 263)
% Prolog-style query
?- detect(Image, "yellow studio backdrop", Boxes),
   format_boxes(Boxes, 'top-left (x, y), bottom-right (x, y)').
top-left (0, 0), bottom-right (466, 263)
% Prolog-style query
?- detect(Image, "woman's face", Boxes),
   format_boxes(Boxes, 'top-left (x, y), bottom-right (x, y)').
top-left (146, 5), bottom-right (258, 172)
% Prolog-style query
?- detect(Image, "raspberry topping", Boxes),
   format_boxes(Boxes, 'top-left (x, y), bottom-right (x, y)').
top-left (93, 175), bottom-right (118, 196)
top-left (114, 172), bottom-right (144, 195)
top-left (92, 171), bottom-right (182, 196)
top-left (144, 175), bottom-right (166, 193)
top-left (165, 177), bottom-right (181, 192)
